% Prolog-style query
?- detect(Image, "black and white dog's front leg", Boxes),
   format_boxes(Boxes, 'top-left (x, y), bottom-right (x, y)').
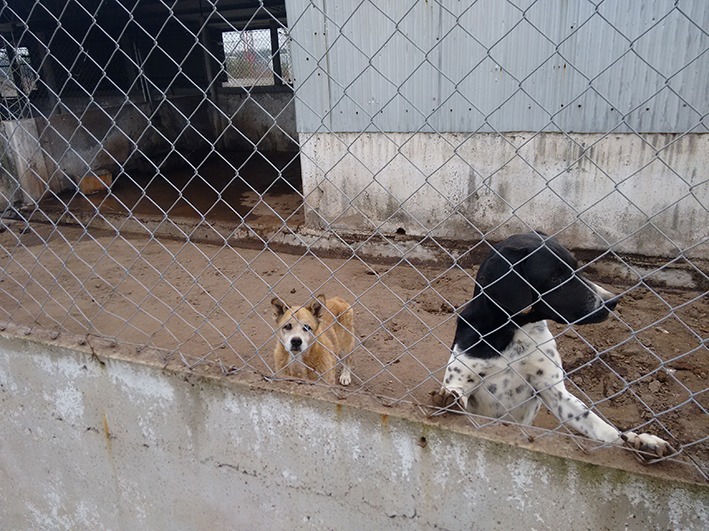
top-left (431, 348), bottom-right (483, 411)
top-left (533, 376), bottom-right (675, 459)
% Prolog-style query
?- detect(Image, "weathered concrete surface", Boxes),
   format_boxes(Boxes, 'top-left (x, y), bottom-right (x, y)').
top-left (217, 89), bottom-right (298, 153)
top-left (0, 118), bottom-right (63, 206)
top-left (1, 332), bottom-right (707, 530)
top-left (300, 131), bottom-right (709, 258)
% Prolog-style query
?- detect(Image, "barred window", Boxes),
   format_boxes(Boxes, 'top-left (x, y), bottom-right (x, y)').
top-left (222, 26), bottom-right (292, 88)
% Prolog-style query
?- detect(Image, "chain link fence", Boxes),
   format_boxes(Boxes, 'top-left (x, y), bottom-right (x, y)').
top-left (0, 0), bottom-right (707, 480)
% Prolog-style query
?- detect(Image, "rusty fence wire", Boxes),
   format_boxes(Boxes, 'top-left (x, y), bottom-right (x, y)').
top-left (0, 0), bottom-right (707, 480)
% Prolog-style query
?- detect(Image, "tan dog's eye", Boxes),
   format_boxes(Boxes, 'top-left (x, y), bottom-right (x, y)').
top-left (303, 324), bottom-right (312, 332)
top-left (284, 323), bottom-right (292, 331)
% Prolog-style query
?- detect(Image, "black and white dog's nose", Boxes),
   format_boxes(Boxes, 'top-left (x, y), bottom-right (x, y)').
top-left (290, 337), bottom-right (302, 350)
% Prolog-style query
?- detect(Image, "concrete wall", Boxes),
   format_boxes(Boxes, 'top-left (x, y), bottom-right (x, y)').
top-left (217, 89), bottom-right (298, 153)
top-left (0, 118), bottom-right (64, 207)
top-left (1, 332), bottom-right (707, 530)
top-left (300, 131), bottom-right (709, 257)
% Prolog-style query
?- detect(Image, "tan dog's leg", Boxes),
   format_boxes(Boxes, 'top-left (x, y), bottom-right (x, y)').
top-left (337, 308), bottom-right (355, 386)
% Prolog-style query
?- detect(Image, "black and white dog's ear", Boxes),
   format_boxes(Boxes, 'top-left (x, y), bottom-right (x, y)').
top-left (477, 247), bottom-right (534, 317)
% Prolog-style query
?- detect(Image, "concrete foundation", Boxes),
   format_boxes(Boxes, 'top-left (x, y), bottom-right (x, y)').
top-left (1, 332), bottom-right (707, 530)
top-left (300, 131), bottom-right (709, 258)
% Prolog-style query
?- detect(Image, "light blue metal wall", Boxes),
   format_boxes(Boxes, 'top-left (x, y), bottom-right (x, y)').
top-left (286, 0), bottom-right (709, 134)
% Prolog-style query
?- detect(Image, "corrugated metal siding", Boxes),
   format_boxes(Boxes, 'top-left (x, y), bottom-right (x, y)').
top-left (286, 0), bottom-right (709, 134)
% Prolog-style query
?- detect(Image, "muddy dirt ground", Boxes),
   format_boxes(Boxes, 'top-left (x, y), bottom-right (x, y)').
top-left (0, 221), bottom-right (707, 479)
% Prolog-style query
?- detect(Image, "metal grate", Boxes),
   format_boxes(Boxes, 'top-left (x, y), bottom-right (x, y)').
top-left (0, 0), bottom-right (707, 480)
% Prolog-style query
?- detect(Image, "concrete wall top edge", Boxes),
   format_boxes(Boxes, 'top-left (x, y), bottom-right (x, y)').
top-left (2, 326), bottom-right (706, 489)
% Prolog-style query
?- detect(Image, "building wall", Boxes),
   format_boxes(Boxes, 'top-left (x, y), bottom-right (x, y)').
top-left (217, 88), bottom-right (298, 153)
top-left (286, 0), bottom-right (709, 256)
top-left (286, 0), bottom-right (709, 134)
top-left (299, 131), bottom-right (709, 257)
top-left (0, 332), bottom-right (707, 529)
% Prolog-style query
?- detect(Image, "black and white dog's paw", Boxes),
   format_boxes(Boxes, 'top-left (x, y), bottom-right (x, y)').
top-left (622, 432), bottom-right (675, 459)
top-left (431, 387), bottom-right (463, 409)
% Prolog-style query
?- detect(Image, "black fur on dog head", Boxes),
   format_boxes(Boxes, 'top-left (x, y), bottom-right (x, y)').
top-left (453, 232), bottom-right (619, 359)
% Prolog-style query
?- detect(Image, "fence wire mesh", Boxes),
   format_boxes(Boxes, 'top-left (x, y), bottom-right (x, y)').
top-left (0, 0), bottom-right (707, 479)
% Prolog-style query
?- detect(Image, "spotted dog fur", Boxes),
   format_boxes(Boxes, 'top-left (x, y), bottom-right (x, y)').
top-left (432, 232), bottom-right (674, 459)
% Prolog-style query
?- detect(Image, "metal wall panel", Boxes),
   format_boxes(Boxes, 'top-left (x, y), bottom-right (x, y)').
top-left (286, 0), bottom-right (709, 133)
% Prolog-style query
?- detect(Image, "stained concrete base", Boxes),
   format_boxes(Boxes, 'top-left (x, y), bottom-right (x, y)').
top-left (0, 332), bottom-right (707, 530)
top-left (299, 131), bottom-right (709, 259)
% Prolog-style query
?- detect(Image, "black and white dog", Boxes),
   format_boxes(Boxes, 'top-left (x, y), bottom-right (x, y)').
top-left (433, 232), bottom-right (674, 459)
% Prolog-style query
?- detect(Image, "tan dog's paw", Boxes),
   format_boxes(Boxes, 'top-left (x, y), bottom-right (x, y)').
top-left (622, 432), bottom-right (675, 459)
top-left (339, 368), bottom-right (351, 386)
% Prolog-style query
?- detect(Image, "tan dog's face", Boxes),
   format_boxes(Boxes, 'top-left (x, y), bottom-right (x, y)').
top-left (271, 296), bottom-right (325, 355)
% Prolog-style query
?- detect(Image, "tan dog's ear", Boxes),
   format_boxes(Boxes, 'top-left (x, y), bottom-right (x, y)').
top-left (308, 294), bottom-right (327, 319)
top-left (271, 297), bottom-right (288, 322)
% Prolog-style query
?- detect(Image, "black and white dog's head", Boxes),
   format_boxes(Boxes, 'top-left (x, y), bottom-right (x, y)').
top-left (454, 232), bottom-right (619, 358)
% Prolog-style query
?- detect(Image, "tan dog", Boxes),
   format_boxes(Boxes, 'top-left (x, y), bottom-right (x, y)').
top-left (271, 294), bottom-right (355, 385)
